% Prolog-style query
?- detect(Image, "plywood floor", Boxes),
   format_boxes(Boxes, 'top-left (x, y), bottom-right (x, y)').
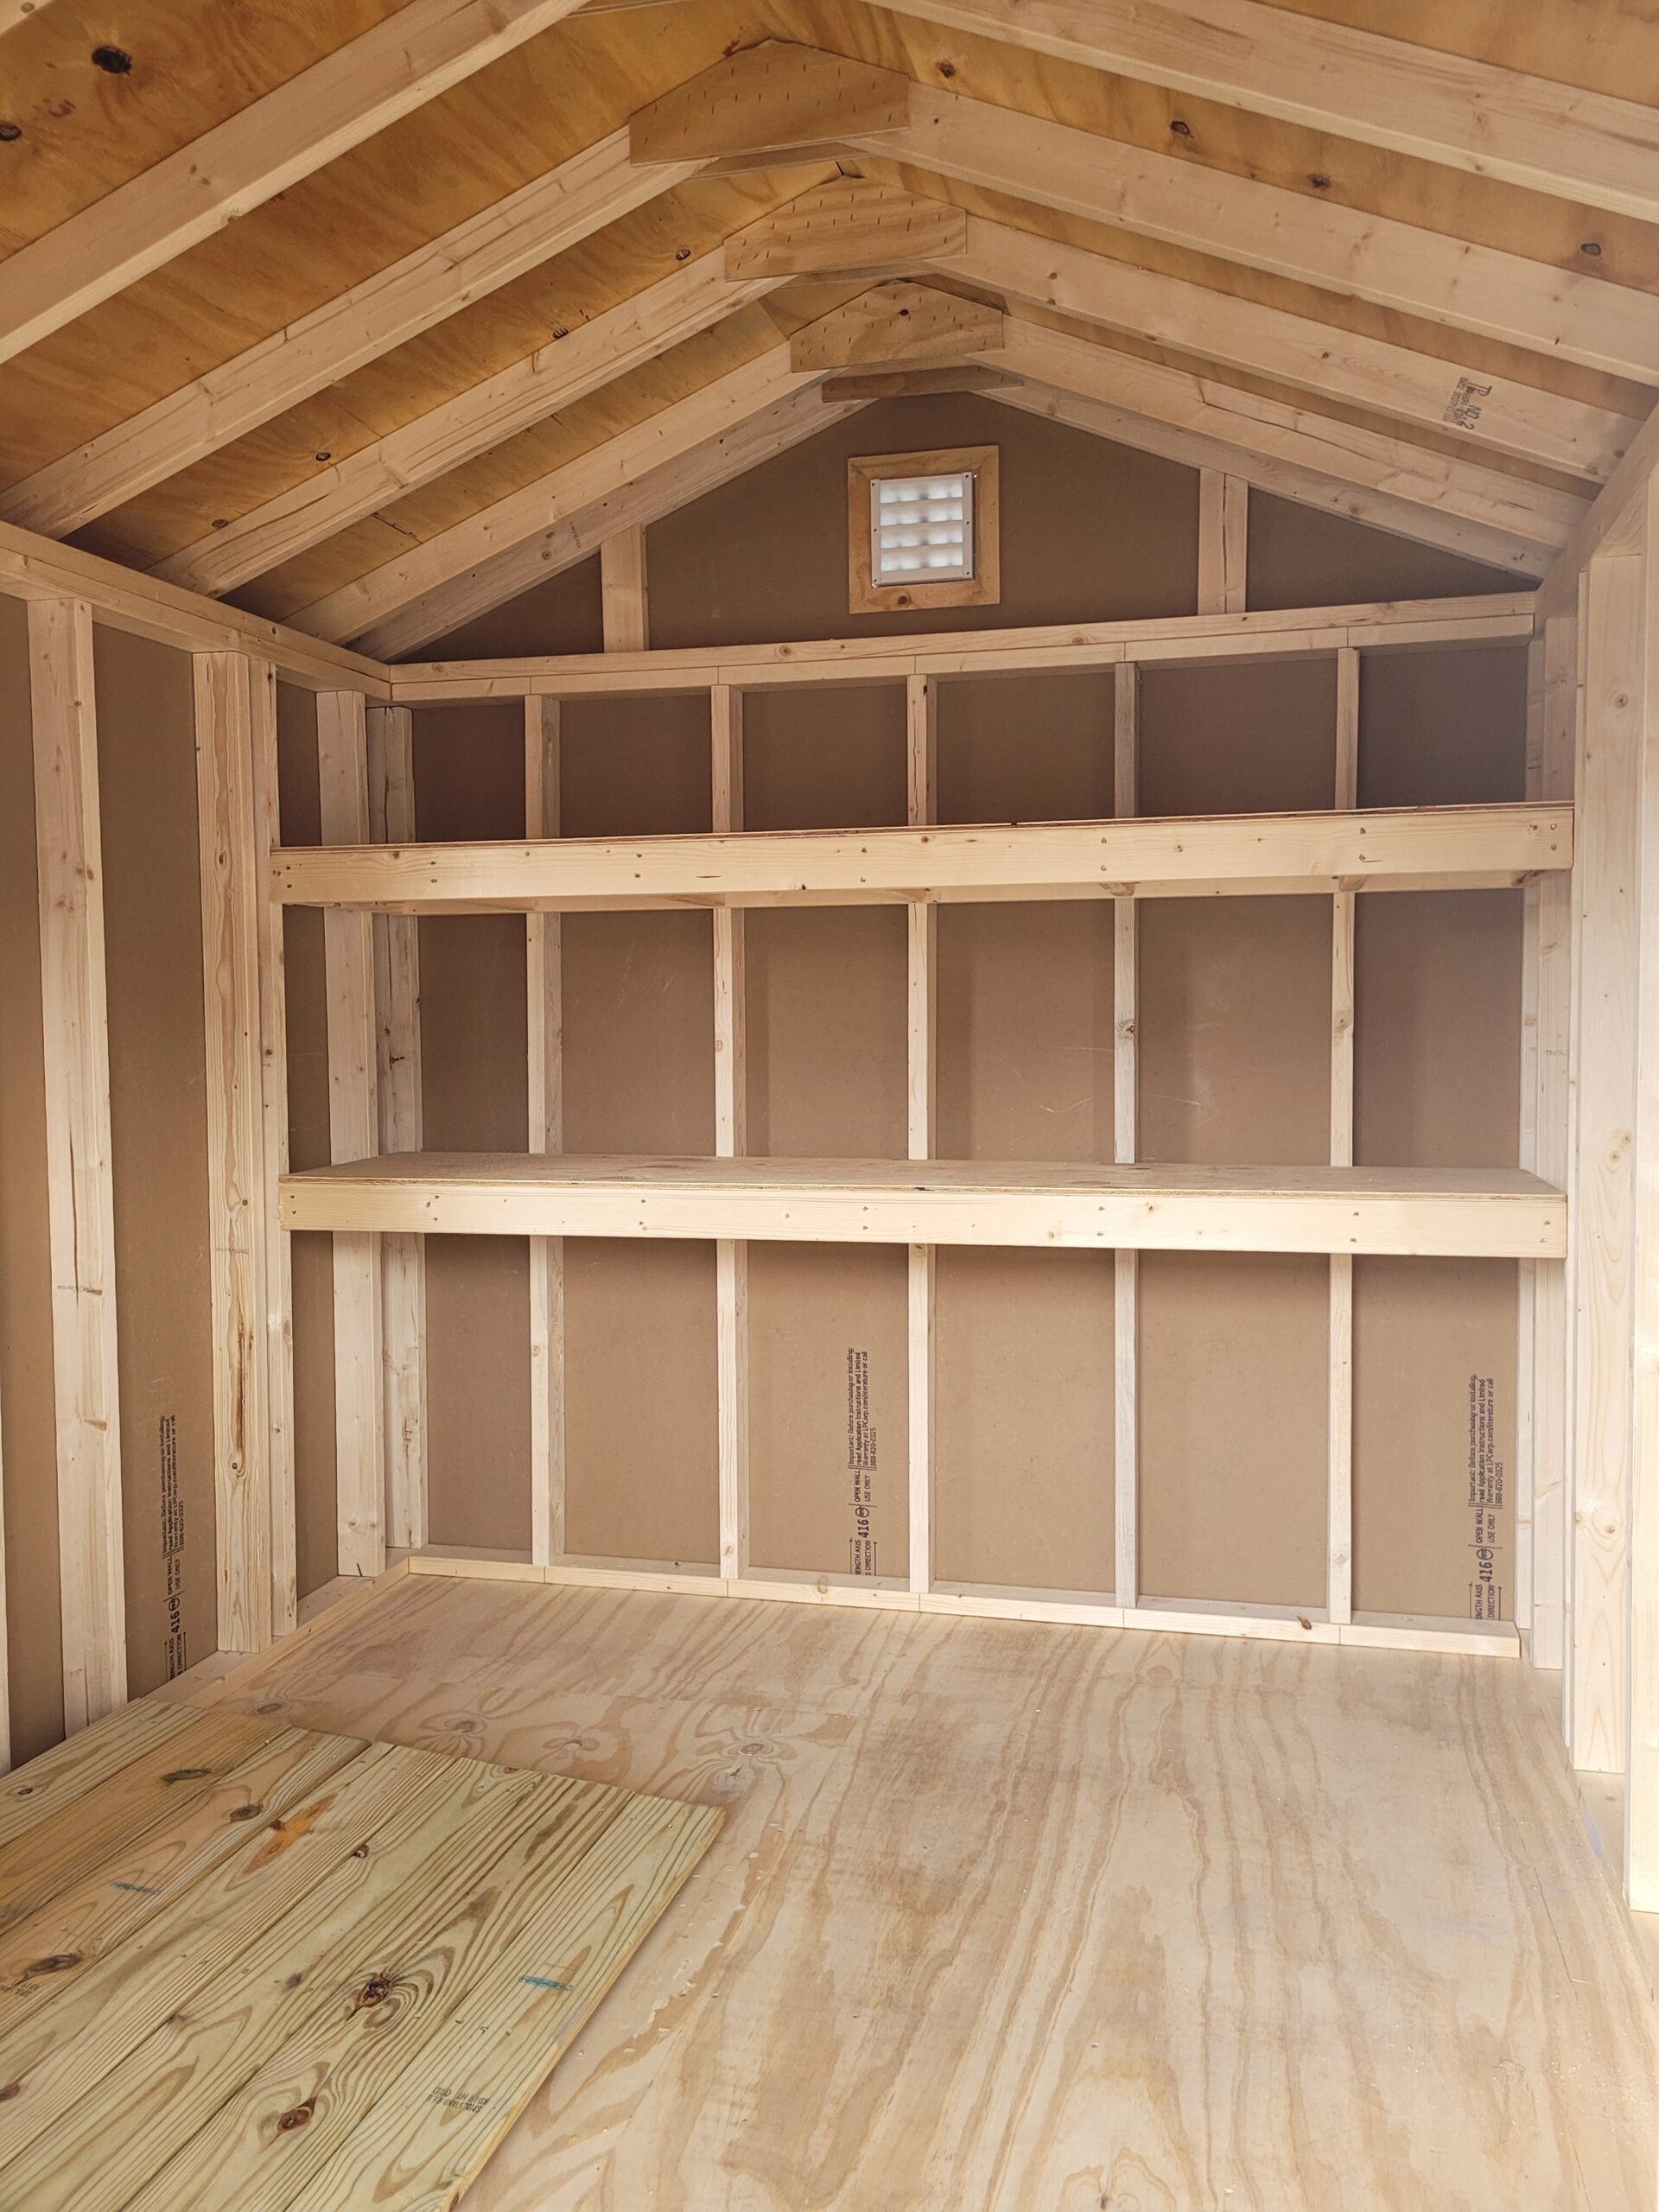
top-left (179, 1572), bottom-right (1658, 2211)
top-left (0, 1693), bottom-right (720, 2209)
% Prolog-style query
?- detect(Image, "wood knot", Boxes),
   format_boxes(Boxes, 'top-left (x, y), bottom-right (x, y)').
top-left (355, 1974), bottom-right (393, 2009)
top-left (0, 2082), bottom-right (21, 2102)
top-left (22, 1953), bottom-right (79, 1979)
top-left (161, 1768), bottom-right (212, 1784)
top-left (229, 1802), bottom-right (262, 1821)
top-left (276, 2100), bottom-right (315, 2133)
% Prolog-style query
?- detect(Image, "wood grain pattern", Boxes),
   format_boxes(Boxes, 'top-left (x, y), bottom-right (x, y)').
top-left (29, 594), bottom-right (126, 1733)
top-left (188, 1569), bottom-right (1659, 2209)
top-left (0, 1692), bottom-right (719, 2208)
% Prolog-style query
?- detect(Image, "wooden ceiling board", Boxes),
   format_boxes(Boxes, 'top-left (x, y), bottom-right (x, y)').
top-left (80, 166), bottom-right (829, 572)
top-left (0, 2), bottom-right (765, 474)
top-left (1263, 0), bottom-right (1659, 101)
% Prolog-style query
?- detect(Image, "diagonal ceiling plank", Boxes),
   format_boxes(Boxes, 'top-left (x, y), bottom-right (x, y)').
top-left (291, 344), bottom-right (826, 647)
top-left (352, 381), bottom-right (868, 661)
top-left (0, 0), bottom-right (594, 368)
top-left (0, 132), bottom-right (694, 543)
top-left (951, 214), bottom-right (1637, 482)
top-left (866, 0), bottom-right (1659, 224)
top-left (991, 315), bottom-right (1585, 573)
top-left (843, 79), bottom-right (1659, 389)
top-left (149, 246), bottom-right (791, 597)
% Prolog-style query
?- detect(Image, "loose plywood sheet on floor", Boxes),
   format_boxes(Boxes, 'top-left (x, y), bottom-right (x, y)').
top-left (935, 903), bottom-right (1115, 1162)
top-left (1138, 897), bottom-right (1332, 1166)
top-left (195, 1575), bottom-right (1659, 2210)
top-left (416, 709), bottom-right (532, 1558)
top-left (747, 908), bottom-right (907, 1159)
top-left (94, 626), bottom-right (218, 1694)
top-left (935, 671), bottom-right (1116, 825)
top-left (0, 591), bottom-right (62, 1763)
top-left (276, 683), bottom-right (338, 1605)
top-left (1138, 658), bottom-right (1338, 817)
top-left (1139, 1252), bottom-right (1329, 1607)
top-left (645, 394), bottom-right (1201, 650)
top-left (747, 1244), bottom-right (909, 1582)
top-left (563, 1241), bottom-right (718, 1568)
top-left (0, 1694), bottom-right (719, 2210)
top-left (934, 1247), bottom-right (1116, 1594)
top-left (1355, 1258), bottom-right (1518, 1621)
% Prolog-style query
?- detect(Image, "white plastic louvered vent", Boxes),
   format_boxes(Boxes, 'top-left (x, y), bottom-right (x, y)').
top-left (871, 470), bottom-right (976, 587)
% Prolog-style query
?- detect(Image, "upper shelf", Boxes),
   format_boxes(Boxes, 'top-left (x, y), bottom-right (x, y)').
top-left (273, 804), bottom-right (1569, 914)
top-left (279, 1155), bottom-right (1567, 1261)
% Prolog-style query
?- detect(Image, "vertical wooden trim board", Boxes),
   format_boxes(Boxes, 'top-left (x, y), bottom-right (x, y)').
top-left (1624, 476), bottom-right (1659, 1906)
top-left (0, 1377), bottom-right (9, 1772)
top-left (907, 674), bottom-right (938, 1598)
top-left (525, 695), bottom-right (564, 1568)
top-left (29, 595), bottom-right (127, 1732)
top-left (712, 683), bottom-right (749, 1582)
top-left (315, 690), bottom-right (385, 1580)
top-left (1198, 472), bottom-right (1249, 615)
top-left (252, 670), bottom-right (296, 1637)
top-left (1529, 612), bottom-right (1577, 1671)
top-left (601, 527), bottom-right (650, 655)
top-left (365, 702), bottom-right (426, 1554)
top-left (193, 651), bottom-right (276, 1655)
top-left (1567, 547), bottom-right (1644, 1774)
top-left (1113, 659), bottom-right (1139, 1610)
top-left (1328, 645), bottom-right (1359, 1627)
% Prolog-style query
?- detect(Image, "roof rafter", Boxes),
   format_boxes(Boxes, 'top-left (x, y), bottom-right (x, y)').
top-left (291, 344), bottom-right (833, 649)
top-left (148, 239), bottom-right (797, 597)
top-left (348, 382), bottom-right (867, 662)
top-left (842, 78), bottom-right (1659, 389)
top-left (0, 131), bottom-right (696, 542)
top-left (866, 0), bottom-right (1659, 223)
top-left (990, 318), bottom-right (1579, 574)
top-left (942, 212), bottom-right (1634, 483)
top-left (0, 0), bottom-right (593, 366)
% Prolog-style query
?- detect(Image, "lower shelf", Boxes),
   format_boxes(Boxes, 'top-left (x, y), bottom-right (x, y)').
top-left (404, 1548), bottom-right (1518, 1658)
top-left (280, 1154), bottom-right (1566, 1260)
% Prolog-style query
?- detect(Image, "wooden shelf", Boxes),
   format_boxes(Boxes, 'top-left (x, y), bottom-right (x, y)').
top-left (280, 1154), bottom-right (1567, 1260)
top-left (272, 803), bottom-right (1570, 914)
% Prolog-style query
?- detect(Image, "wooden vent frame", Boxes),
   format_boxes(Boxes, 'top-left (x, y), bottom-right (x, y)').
top-left (848, 446), bottom-right (1001, 614)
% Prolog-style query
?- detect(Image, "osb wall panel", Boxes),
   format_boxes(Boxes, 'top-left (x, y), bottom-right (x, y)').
top-left (0, 594), bottom-right (62, 1762)
top-left (1246, 491), bottom-right (1525, 613)
top-left (747, 1244), bottom-right (909, 1580)
top-left (93, 626), bottom-right (217, 1694)
top-left (560, 698), bottom-right (716, 1561)
top-left (276, 682), bottom-right (337, 1602)
top-left (1138, 1253), bottom-right (1330, 1608)
top-left (935, 904), bottom-right (1115, 1164)
top-left (1136, 657), bottom-right (1335, 1603)
top-left (646, 394), bottom-right (1202, 648)
top-left (936, 671), bottom-right (1116, 826)
top-left (934, 1248), bottom-right (1116, 1593)
top-left (742, 684), bottom-right (906, 1574)
top-left (1351, 639), bottom-right (1525, 1621)
top-left (563, 1241), bottom-right (719, 1566)
top-left (1138, 660), bottom-right (1338, 817)
top-left (414, 703), bottom-right (531, 1556)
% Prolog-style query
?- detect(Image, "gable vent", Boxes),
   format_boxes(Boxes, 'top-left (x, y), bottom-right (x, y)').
top-left (870, 469), bottom-right (976, 586)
